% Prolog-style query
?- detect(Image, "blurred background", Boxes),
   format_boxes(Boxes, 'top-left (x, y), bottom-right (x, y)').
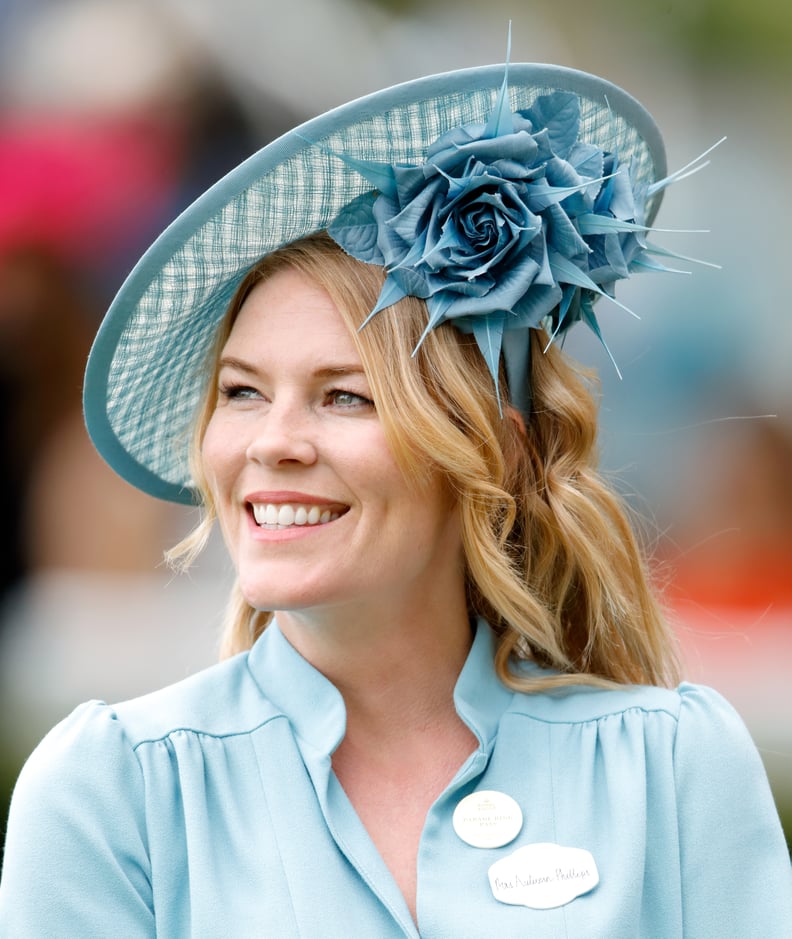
top-left (0, 0), bottom-right (789, 859)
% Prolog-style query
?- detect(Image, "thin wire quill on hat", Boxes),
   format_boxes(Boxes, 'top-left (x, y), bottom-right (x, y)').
top-left (323, 53), bottom-right (723, 418)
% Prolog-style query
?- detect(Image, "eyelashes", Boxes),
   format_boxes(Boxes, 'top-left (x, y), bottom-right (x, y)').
top-left (218, 382), bottom-right (259, 401)
top-left (217, 382), bottom-right (374, 411)
top-left (326, 389), bottom-right (374, 409)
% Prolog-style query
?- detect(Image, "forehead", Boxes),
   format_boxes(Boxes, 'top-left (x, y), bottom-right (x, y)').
top-left (223, 266), bottom-right (362, 365)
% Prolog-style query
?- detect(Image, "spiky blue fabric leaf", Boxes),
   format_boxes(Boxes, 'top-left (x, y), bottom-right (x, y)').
top-left (326, 80), bottom-right (716, 413)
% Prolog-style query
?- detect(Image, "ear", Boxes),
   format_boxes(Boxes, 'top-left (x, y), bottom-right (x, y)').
top-left (505, 405), bottom-right (527, 438)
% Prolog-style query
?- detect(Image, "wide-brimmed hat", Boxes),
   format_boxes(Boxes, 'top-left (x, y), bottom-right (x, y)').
top-left (84, 62), bottom-right (670, 505)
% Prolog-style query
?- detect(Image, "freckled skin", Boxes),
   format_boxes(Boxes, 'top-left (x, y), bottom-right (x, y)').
top-left (201, 267), bottom-right (464, 627)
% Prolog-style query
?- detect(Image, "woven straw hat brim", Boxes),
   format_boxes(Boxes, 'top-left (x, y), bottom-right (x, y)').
top-left (83, 62), bottom-right (666, 504)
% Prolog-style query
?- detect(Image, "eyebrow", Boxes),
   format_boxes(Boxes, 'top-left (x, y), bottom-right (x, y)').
top-left (217, 356), bottom-right (367, 380)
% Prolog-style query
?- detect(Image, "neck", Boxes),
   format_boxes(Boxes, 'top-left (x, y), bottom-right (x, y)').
top-left (275, 588), bottom-right (473, 740)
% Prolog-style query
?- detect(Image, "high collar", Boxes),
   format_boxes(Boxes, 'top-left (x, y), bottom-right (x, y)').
top-left (246, 617), bottom-right (515, 760)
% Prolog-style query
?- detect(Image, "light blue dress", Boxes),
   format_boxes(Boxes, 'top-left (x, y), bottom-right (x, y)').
top-left (1, 620), bottom-right (790, 937)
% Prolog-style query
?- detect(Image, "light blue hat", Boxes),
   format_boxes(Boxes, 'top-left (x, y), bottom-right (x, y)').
top-left (84, 62), bottom-right (685, 505)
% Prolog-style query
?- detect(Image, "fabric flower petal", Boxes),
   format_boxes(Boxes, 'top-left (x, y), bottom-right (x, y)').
top-left (520, 92), bottom-right (580, 158)
top-left (324, 75), bottom-right (715, 415)
top-left (328, 192), bottom-right (386, 264)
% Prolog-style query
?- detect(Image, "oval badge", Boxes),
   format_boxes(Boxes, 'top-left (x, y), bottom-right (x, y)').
top-left (488, 842), bottom-right (599, 909)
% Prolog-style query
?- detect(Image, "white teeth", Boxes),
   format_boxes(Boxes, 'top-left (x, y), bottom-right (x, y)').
top-left (277, 504), bottom-right (295, 526)
top-left (252, 502), bottom-right (343, 529)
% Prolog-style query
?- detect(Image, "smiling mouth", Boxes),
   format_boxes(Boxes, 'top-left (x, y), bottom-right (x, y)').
top-left (250, 502), bottom-right (349, 530)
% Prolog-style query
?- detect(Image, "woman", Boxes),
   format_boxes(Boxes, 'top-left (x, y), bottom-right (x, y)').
top-left (1, 61), bottom-right (790, 937)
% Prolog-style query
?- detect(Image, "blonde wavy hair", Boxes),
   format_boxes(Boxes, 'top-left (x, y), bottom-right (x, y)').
top-left (169, 232), bottom-right (679, 690)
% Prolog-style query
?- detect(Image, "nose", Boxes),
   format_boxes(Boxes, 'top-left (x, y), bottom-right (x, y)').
top-left (245, 397), bottom-right (318, 468)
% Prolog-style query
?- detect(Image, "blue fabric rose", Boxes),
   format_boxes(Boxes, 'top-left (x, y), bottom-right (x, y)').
top-left (327, 73), bottom-right (716, 410)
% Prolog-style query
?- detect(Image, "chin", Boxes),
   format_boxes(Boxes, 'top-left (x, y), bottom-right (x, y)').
top-left (237, 578), bottom-right (328, 614)
top-left (235, 560), bottom-right (374, 616)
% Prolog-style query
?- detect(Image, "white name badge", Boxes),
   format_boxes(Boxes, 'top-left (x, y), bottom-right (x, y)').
top-left (488, 843), bottom-right (599, 909)
top-left (452, 790), bottom-right (523, 849)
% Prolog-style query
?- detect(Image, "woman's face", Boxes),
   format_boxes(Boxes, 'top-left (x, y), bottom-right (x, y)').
top-left (201, 266), bottom-right (464, 620)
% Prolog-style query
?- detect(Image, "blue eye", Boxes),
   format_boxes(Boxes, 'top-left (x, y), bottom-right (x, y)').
top-left (220, 383), bottom-right (260, 400)
top-left (328, 389), bottom-right (374, 409)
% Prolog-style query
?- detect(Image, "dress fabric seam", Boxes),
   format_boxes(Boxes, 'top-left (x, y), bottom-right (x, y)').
top-left (127, 712), bottom-right (286, 751)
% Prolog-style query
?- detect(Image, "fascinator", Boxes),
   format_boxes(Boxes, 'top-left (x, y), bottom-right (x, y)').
top-left (84, 60), bottom-right (713, 504)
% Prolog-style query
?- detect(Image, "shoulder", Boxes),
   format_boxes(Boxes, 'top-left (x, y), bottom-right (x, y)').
top-left (18, 648), bottom-right (280, 781)
top-left (505, 676), bottom-right (780, 813)
top-left (504, 676), bottom-right (770, 768)
top-left (507, 673), bottom-right (734, 731)
top-left (3, 650), bottom-right (281, 870)
top-left (110, 648), bottom-right (281, 746)
top-left (1, 700), bottom-right (155, 928)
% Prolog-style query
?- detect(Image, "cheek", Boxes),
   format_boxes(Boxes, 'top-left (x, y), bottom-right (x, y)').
top-left (200, 417), bottom-right (240, 499)
top-left (352, 438), bottom-right (406, 502)
top-left (200, 421), bottom-right (245, 560)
